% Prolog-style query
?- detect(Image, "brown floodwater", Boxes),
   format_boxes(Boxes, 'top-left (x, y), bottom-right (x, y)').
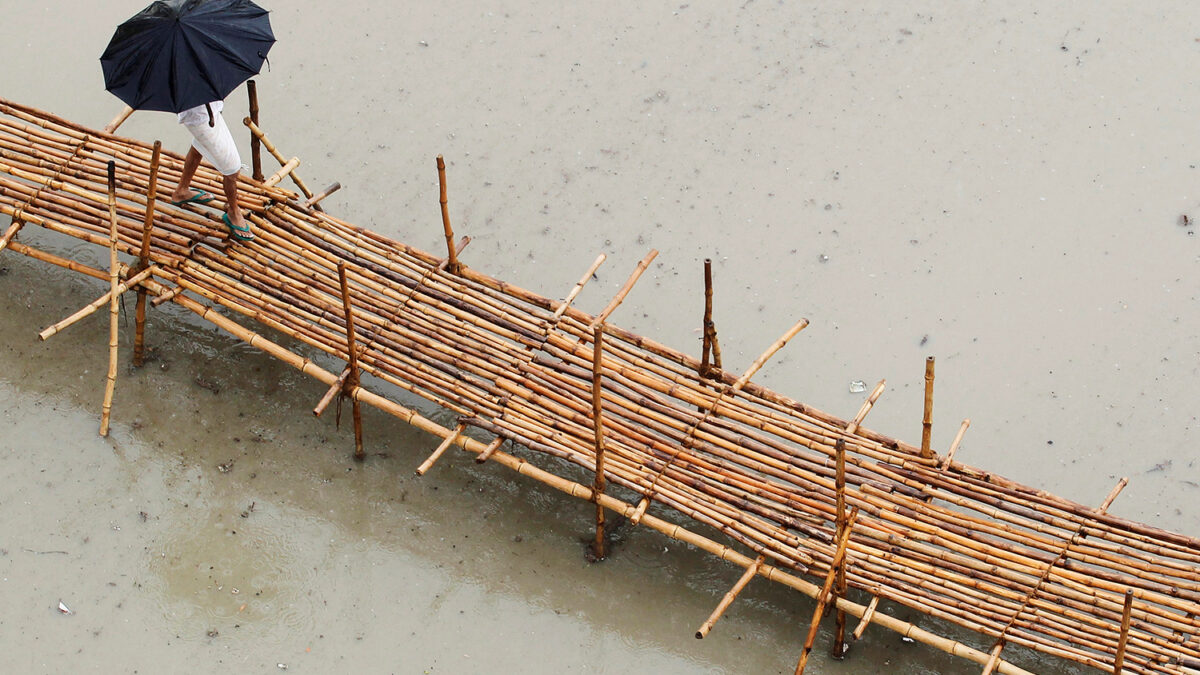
top-left (2, 2), bottom-right (1198, 673)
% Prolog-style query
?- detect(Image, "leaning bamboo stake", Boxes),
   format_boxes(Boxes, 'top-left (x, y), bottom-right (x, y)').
top-left (37, 266), bottom-right (156, 340)
top-left (591, 323), bottom-right (609, 560)
top-left (981, 640), bottom-right (1006, 675)
top-left (133, 140), bottom-right (161, 367)
top-left (337, 262), bottom-right (365, 460)
top-left (247, 80), bottom-right (263, 182)
top-left (553, 253), bottom-right (606, 320)
top-left (921, 356), bottom-right (935, 458)
top-left (474, 436), bottom-right (505, 464)
top-left (99, 161), bottom-right (119, 437)
top-left (436, 155), bottom-right (461, 275)
top-left (313, 366), bottom-right (353, 417)
top-left (795, 507), bottom-right (860, 675)
top-left (587, 249), bottom-right (659, 332)
top-left (697, 555), bottom-right (765, 639)
top-left (300, 181), bottom-right (340, 210)
top-left (732, 318), bottom-right (808, 391)
top-left (262, 157), bottom-right (300, 189)
top-left (242, 117), bottom-right (318, 202)
top-left (852, 595), bottom-right (880, 640)
top-left (416, 423), bottom-right (466, 476)
top-left (845, 379), bottom-right (886, 436)
top-left (941, 418), bottom-right (971, 470)
top-left (1114, 589), bottom-right (1134, 673)
top-left (102, 105), bottom-right (134, 134)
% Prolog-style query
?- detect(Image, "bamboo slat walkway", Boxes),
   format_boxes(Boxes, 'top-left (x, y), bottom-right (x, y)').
top-left (1, 96), bottom-right (1198, 674)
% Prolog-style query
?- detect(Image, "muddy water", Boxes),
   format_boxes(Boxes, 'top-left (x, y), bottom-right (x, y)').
top-left (2, 1), bottom-right (1198, 673)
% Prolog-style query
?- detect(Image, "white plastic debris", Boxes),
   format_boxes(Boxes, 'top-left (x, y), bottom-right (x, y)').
top-left (849, 380), bottom-right (867, 393)
top-left (57, 600), bottom-right (72, 615)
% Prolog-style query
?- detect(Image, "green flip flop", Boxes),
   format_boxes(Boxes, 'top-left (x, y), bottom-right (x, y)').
top-left (222, 213), bottom-right (254, 242)
top-left (171, 188), bottom-right (214, 206)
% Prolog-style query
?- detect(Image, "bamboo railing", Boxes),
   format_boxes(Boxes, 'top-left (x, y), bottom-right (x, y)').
top-left (1, 96), bottom-right (1198, 675)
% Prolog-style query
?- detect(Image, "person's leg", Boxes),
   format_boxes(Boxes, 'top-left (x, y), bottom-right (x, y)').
top-left (171, 147), bottom-right (204, 202)
top-left (221, 172), bottom-right (247, 232)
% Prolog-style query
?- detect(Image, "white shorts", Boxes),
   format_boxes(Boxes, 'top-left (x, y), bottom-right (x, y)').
top-left (184, 112), bottom-right (242, 176)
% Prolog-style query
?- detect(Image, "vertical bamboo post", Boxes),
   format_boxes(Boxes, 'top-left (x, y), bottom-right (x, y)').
top-left (133, 141), bottom-right (161, 367)
top-left (436, 155), bottom-right (461, 275)
top-left (248, 80), bottom-right (263, 182)
top-left (99, 161), bottom-right (119, 437)
top-left (336, 262), bottom-right (365, 460)
top-left (921, 356), bottom-right (935, 458)
top-left (831, 438), bottom-right (848, 659)
top-left (591, 324), bottom-right (607, 560)
top-left (1114, 589), bottom-right (1134, 674)
top-left (700, 258), bottom-right (722, 377)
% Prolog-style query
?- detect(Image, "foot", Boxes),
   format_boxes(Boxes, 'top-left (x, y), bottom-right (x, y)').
top-left (170, 188), bottom-right (214, 206)
top-left (222, 212), bottom-right (254, 242)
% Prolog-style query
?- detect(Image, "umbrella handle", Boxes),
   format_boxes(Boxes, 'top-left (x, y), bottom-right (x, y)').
top-left (206, 102), bottom-right (215, 128)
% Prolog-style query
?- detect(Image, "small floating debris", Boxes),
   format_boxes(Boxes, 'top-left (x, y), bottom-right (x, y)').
top-left (849, 380), bottom-right (867, 394)
top-left (57, 600), bottom-right (72, 615)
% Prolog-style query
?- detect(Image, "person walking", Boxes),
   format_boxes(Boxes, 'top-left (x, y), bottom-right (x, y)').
top-left (170, 100), bottom-right (254, 242)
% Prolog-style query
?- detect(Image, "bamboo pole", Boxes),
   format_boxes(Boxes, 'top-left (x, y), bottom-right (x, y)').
top-left (700, 258), bottom-right (723, 378)
top-left (37, 266), bottom-right (156, 340)
top-left (436, 155), bottom-right (461, 275)
top-left (845, 379), bottom-right (886, 436)
top-left (262, 157), bottom-right (300, 189)
top-left (416, 423), bottom-right (466, 476)
top-left (697, 555), bottom-right (764, 639)
top-left (921, 356), bottom-right (935, 458)
top-left (313, 366), bottom-right (353, 417)
top-left (1114, 589), bottom-right (1134, 673)
top-left (0, 217), bottom-right (23, 253)
top-left (591, 323), bottom-right (608, 560)
top-left (832, 437), bottom-right (849, 659)
top-left (852, 595), bottom-right (880, 640)
top-left (733, 318), bottom-right (808, 391)
top-left (554, 253), bottom-right (606, 320)
top-left (102, 105), bottom-right (134, 134)
top-left (300, 181), bottom-right (340, 210)
top-left (794, 507), bottom-right (860, 675)
top-left (587, 249), bottom-right (659, 332)
top-left (980, 640), bottom-right (1006, 675)
top-left (941, 418), bottom-right (971, 471)
top-left (133, 140), bottom-right (161, 367)
top-left (4, 240), bottom-right (108, 281)
top-left (474, 436), bottom-right (505, 464)
top-left (99, 161), bottom-right (119, 437)
top-left (247, 80), bottom-right (263, 182)
top-left (337, 262), bottom-right (365, 460)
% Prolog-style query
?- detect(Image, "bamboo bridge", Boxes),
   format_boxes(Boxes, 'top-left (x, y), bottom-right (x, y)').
top-left (1, 95), bottom-right (1198, 674)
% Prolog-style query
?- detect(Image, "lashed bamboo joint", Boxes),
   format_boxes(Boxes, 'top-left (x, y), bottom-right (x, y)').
top-left (1, 97), bottom-right (1199, 675)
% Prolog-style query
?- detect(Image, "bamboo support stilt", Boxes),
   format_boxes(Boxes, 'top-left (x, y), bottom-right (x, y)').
top-left (436, 155), bottom-right (461, 275)
top-left (700, 258), bottom-right (723, 378)
top-left (242, 116), bottom-right (318, 203)
top-left (554, 253), bottom-right (606, 320)
top-left (38, 266), bottom-right (156, 340)
top-left (733, 319), bottom-right (808, 391)
top-left (99, 161), bottom-right (119, 437)
top-left (247, 80), bottom-right (263, 182)
top-left (587, 249), bottom-right (659, 333)
top-left (794, 507), bottom-right (860, 675)
top-left (417, 423), bottom-right (466, 476)
top-left (133, 140), bottom-right (161, 367)
top-left (1114, 589), bottom-right (1134, 674)
top-left (941, 418), bottom-right (971, 471)
top-left (336, 261), bottom-right (365, 460)
top-left (102, 105), bottom-right (134, 135)
top-left (591, 323), bottom-right (608, 560)
top-left (832, 438), bottom-right (849, 659)
top-left (921, 356), bottom-right (935, 458)
top-left (845, 379), bottom-right (886, 435)
top-left (697, 555), bottom-right (765, 639)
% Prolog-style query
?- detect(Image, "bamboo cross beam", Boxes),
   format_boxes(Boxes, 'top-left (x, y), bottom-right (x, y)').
top-left (696, 555), bottom-right (765, 639)
top-left (794, 506), bottom-right (860, 675)
top-left (336, 261), bottom-right (365, 460)
top-left (474, 436), bottom-right (505, 464)
top-left (591, 323), bottom-right (609, 560)
top-left (852, 595), bottom-right (880, 640)
top-left (586, 249), bottom-right (659, 333)
top-left (99, 160), bottom-right (119, 437)
top-left (247, 80), bottom-right (263, 181)
top-left (243, 117), bottom-right (318, 201)
top-left (940, 418), bottom-right (971, 470)
top-left (553, 253), bottom-right (607, 320)
top-left (0, 217), bottom-right (23, 254)
top-left (845, 379), bottom-right (886, 436)
top-left (1114, 589), bottom-right (1135, 674)
top-left (38, 266), bottom-right (157, 340)
top-left (313, 365), bottom-right (354, 417)
top-left (416, 423), bottom-right (466, 476)
top-left (133, 140), bottom-right (162, 367)
top-left (150, 284), bottom-right (184, 307)
top-left (102, 105), bottom-right (134, 134)
top-left (5, 240), bottom-right (108, 281)
top-left (981, 640), bottom-right (1006, 675)
top-left (436, 155), bottom-right (461, 275)
top-left (921, 356), bottom-right (935, 458)
top-left (262, 157), bottom-right (301, 189)
top-left (300, 182), bottom-right (341, 210)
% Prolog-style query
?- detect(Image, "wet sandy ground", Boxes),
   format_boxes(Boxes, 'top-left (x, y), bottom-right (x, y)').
top-left (2, 1), bottom-right (1199, 673)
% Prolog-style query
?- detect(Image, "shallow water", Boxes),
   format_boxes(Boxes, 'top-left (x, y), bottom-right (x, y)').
top-left (2, 2), bottom-right (1198, 673)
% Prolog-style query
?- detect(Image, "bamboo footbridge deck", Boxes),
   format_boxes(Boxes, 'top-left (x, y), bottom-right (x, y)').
top-left (1, 96), bottom-right (1198, 675)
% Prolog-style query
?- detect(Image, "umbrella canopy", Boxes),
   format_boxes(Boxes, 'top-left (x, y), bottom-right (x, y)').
top-left (100, 0), bottom-right (274, 113)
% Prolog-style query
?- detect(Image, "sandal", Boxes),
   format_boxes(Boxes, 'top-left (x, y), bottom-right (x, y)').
top-left (222, 213), bottom-right (254, 242)
top-left (171, 188), bottom-right (214, 206)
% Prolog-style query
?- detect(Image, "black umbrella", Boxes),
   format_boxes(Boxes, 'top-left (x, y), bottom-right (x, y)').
top-left (100, 0), bottom-right (274, 114)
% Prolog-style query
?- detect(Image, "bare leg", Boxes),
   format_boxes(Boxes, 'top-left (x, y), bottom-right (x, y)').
top-left (171, 147), bottom-right (203, 202)
top-left (222, 172), bottom-right (248, 233)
